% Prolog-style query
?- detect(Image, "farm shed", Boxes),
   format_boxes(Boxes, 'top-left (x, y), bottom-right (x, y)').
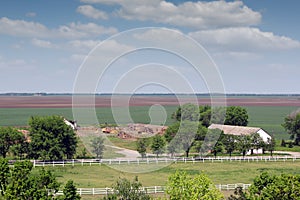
top-left (208, 124), bottom-right (272, 154)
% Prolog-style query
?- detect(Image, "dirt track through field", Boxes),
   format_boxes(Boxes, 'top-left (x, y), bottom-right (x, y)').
top-left (0, 96), bottom-right (300, 108)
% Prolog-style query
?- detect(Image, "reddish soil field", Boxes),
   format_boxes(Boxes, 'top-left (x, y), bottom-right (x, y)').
top-left (0, 95), bottom-right (300, 108)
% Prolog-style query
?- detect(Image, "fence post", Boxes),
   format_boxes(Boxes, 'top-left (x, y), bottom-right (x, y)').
top-left (93, 188), bottom-right (95, 195)
top-left (155, 186), bottom-right (157, 193)
top-left (72, 159), bottom-right (74, 167)
top-left (81, 159), bottom-right (84, 166)
top-left (33, 160), bottom-right (36, 168)
top-left (53, 161), bottom-right (55, 167)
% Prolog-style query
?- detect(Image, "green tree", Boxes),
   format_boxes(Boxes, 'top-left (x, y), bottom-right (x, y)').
top-left (282, 110), bottom-right (300, 145)
top-left (91, 136), bottom-right (105, 159)
top-left (164, 122), bottom-right (180, 143)
top-left (251, 133), bottom-right (264, 155)
top-left (0, 158), bottom-right (9, 196)
top-left (166, 171), bottom-right (224, 200)
top-left (3, 160), bottom-right (60, 199)
top-left (106, 176), bottom-right (150, 200)
top-left (232, 172), bottom-right (300, 200)
top-left (28, 115), bottom-right (78, 160)
top-left (225, 106), bottom-right (248, 126)
top-left (176, 121), bottom-right (198, 157)
top-left (222, 134), bottom-right (236, 157)
top-left (136, 138), bottom-right (148, 158)
top-left (0, 127), bottom-right (25, 158)
top-left (150, 135), bottom-right (166, 157)
top-left (172, 103), bottom-right (200, 122)
top-left (265, 137), bottom-right (276, 156)
top-left (236, 135), bottom-right (252, 158)
top-left (60, 180), bottom-right (81, 200)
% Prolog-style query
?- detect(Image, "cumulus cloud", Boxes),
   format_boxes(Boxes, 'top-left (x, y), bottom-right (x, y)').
top-left (77, 5), bottom-right (108, 19)
top-left (189, 27), bottom-right (300, 51)
top-left (0, 17), bottom-right (117, 39)
top-left (80, 0), bottom-right (261, 29)
top-left (32, 38), bottom-right (56, 48)
top-left (69, 39), bottom-right (101, 50)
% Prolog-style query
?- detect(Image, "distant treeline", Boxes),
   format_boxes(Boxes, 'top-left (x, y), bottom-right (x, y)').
top-left (1, 93), bottom-right (300, 97)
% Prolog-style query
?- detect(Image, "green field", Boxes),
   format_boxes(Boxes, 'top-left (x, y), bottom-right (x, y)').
top-left (0, 105), bottom-right (298, 139)
top-left (44, 161), bottom-right (300, 188)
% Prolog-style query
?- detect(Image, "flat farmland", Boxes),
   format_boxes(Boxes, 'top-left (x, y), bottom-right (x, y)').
top-left (0, 95), bottom-right (299, 139)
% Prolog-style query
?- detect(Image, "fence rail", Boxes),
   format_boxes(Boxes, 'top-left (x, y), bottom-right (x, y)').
top-left (16, 155), bottom-right (300, 167)
top-left (54, 184), bottom-right (251, 196)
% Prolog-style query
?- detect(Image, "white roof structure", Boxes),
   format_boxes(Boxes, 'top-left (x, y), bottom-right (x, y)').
top-left (208, 124), bottom-right (271, 142)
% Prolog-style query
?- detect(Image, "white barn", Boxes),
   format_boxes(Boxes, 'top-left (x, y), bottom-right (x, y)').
top-left (208, 124), bottom-right (272, 154)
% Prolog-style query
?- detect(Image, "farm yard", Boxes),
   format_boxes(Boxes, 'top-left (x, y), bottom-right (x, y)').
top-left (1, 94), bottom-right (300, 199)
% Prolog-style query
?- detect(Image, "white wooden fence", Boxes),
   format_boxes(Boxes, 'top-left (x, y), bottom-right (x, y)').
top-left (54, 184), bottom-right (251, 196)
top-left (23, 155), bottom-right (300, 167)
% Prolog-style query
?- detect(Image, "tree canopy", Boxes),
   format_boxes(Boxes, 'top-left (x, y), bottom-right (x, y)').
top-left (0, 159), bottom-right (60, 199)
top-left (172, 104), bottom-right (248, 127)
top-left (28, 115), bottom-right (78, 160)
top-left (91, 136), bottom-right (105, 159)
top-left (166, 171), bottom-right (224, 200)
top-left (282, 109), bottom-right (300, 145)
top-left (0, 127), bottom-right (26, 158)
top-left (230, 172), bottom-right (300, 200)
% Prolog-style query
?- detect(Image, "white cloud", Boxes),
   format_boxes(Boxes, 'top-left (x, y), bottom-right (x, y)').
top-left (77, 5), bottom-right (108, 19)
top-left (80, 0), bottom-right (261, 29)
top-left (69, 40), bottom-right (100, 50)
top-left (32, 38), bottom-right (56, 48)
top-left (189, 27), bottom-right (300, 51)
top-left (0, 17), bottom-right (117, 39)
top-left (0, 17), bottom-right (49, 38)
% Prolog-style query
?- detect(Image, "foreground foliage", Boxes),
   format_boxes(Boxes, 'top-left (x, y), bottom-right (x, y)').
top-left (0, 159), bottom-right (60, 199)
top-left (104, 176), bottom-right (150, 200)
top-left (166, 171), bottom-right (224, 200)
top-left (229, 172), bottom-right (300, 200)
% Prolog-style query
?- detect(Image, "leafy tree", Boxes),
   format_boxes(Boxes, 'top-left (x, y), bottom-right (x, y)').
top-left (136, 138), bottom-right (148, 158)
top-left (3, 160), bottom-right (60, 199)
top-left (106, 176), bottom-right (150, 200)
top-left (251, 133), bottom-right (264, 155)
top-left (91, 136), bottom-right (105, 159)
top-left (164, 122), bottom-right (180, 143)
top-left (282, 110), bottom-right (300, 145)
top-left (28, 115), bottom-right (78, 160)
top-left (0, 158), bottom-right (9, 196)
top-left (166, 171), bottom-right (224, 200)
top-left (0, 127), bottom-right (25, 158)
top-left (202, 129), bottom-right (224, 158)
top-left (167, 139), bottom-right (180, 158)
top-left (265, 137), bottom-right (276, 156)
top-left (225, 106), bottom-right (248, 126)
top-left (222, 134), bottom-right (236, 157)
top-left (60, 180), bottom-right (81, 200)
top-left (150, 135), bottom-right (166, 157)
top-left (172, 103), bottom-right (199, 122)
top-left (176, 121), bottom-right (198, 157)
top-left (232, 172), bottom-right (300, 200)
top-left (236, 135), bottom-right (252, 158)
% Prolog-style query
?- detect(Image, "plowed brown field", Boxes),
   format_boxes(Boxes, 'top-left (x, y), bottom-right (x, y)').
top-left (0, 95), bottom-right (300, 108)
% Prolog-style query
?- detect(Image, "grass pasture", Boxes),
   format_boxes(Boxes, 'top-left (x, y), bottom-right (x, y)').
top-left (46, 161), bottom-right (300, 188)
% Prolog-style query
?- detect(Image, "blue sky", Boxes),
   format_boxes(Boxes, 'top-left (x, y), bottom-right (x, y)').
top-left (0, 0), bottom-right (300, 94)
